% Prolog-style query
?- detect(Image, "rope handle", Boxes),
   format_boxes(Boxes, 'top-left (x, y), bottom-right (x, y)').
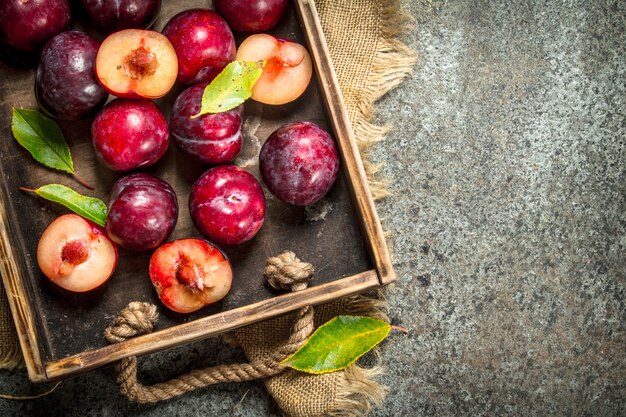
top-left (104, 251), bottom-right (315, 404)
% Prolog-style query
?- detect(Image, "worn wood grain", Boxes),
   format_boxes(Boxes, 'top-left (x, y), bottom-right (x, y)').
top-left (44, 270), bottom-right (380, 380)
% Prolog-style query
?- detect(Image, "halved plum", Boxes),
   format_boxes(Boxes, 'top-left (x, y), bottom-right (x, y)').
top-left (37, 214), bottom-right (118, 292)
top-left (235, 34), bottom-right (312, 105)
top-left (149, 238), bottom-right (232, 314)
top-left (95, 29), bottom-right (177, 99)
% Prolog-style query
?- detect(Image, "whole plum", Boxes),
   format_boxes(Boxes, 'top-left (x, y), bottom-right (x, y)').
top-left (162, 9), bottom-right (235, 84)
top-left (259, 121), bottom-right (340, 206)
top-left (36, 31), bottom-right (108, 120)
top-left (189, 165), bottom-right (265, 245)
top-left (106, 173), bottom-right (178, 251)
top-left (212, 0), bottom-right (288, 32)
top-left (170, 83), bottom-right (243, 165)
top-left (91, 99), bottom-right (169, 172)
top-left (0, 0), bottom-right (71, 51)
top-left (80, 0), bottom-right (161, 33)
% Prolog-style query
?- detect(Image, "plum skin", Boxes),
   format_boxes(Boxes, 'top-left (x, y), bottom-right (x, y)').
top-left (106, 173), bottom-right (178, 252)
top-left (189, 165), bottom-right (265, 245)
top-left (79, 0), bottom-right (161, 33)
top-left (36, 31), bottom-right (108, 120)
top-left (259, 121), bottom-right (340, 206)
top-left (91, 99), bottom-right (169, 172)
top-left (170, 83), bottom-right (243, 165)
top-left (212, 0), bottom-right (289, 32)
top-left (162, 9), bottom-right (236, 84)
top-left (0, 0), bottom-right (71, 51)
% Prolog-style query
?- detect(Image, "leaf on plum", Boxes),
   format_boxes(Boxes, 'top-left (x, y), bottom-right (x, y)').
top-left (21, 184), bottom-right (108, 227)
top-left (281, 315), bottom-right (391, 374)
top-left (191, 60), bottom-right (265, 118)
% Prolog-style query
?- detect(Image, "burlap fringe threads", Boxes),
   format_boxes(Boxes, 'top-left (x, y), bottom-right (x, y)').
top-left (353, 0), bottom-right (417, 201)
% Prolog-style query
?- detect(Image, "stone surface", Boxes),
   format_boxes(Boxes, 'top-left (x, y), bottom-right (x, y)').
top-left (0, 1), bottom-right (625, 415)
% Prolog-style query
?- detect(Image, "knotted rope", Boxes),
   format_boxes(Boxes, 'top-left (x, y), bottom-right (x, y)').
top-left (104, 251), bottom-right (315, 404)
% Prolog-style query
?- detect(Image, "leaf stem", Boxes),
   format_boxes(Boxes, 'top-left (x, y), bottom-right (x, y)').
top-left (72, 172), bottom-right (94, 190)
top-left (390, 325), bottom-right (409, 334)
top-left (18, 187), bottom-right (35, 193)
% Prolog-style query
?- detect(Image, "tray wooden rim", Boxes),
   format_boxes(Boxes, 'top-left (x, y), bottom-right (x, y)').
top-left (0, 0), bottom-right (395, 382)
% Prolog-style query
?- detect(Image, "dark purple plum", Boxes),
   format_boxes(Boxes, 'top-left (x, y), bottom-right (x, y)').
top-left (170, 83), bottom-right (242, 165)
top-left (106, 173), bottom-right (178, 251)
top-left (162, 9), bottom-right (235, 84)
top-left (212, 0), bottom-right (288, 32)
top-left (36, 31), bottom-right (108, 120)
top-left (0, 0), bottom-right (71, 51)
top-left (189, 165), bottom-right (265, 245)
top-left (79, 0), bottom-right (161, 33)
top-left (92, 99), bottom-right (169, 172)
top-left (259, 121), bottom-right (340, 206)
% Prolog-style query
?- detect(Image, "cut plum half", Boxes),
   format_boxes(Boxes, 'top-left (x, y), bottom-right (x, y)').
top-left (235, 34), bottom-right (312, 105)
top-left (149, 238), bottom-right (233, 314)
top-left (37, 214), bottom-right (118, 292)
top-left (95, 29), bottom-right (178, 99)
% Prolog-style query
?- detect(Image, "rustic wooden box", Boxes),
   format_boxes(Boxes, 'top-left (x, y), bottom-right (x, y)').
top-left (0, 0), bottom-right (394, 382)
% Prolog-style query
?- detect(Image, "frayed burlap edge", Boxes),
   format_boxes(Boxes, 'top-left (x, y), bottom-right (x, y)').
top-left (354, 0), bottom-right (417, 201)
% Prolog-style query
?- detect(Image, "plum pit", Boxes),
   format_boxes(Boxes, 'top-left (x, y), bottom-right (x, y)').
top-left (61, 239), bottom-right (90, 266)
top-left (123, 47), bottom-right (158, 79)
top-left (175, 257), bottom-right (205, 291)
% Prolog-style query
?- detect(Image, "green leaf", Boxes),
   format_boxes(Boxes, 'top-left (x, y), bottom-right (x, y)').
top-left (191, 60), bottom-right (265, 118)
top-left (282, 316), bottom-right (391, 374)
top-left (11, 108), bottom-right (74, 175)
top-left (21, 184), bottom-right (108, 227)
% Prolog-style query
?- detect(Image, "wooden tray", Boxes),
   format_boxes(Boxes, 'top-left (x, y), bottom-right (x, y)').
top-left (0, 0), bottom-right (394, 382)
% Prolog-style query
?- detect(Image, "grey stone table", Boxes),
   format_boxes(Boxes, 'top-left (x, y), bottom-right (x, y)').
top-left (1, 1), bottom-right (624, 415)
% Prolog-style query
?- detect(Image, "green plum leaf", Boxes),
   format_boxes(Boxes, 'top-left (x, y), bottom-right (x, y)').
top-left (11, 108), bottom-right (92, 189)
top-left (12, 108), bottom-right (74, 173)
top-left (191, 60), bottom-right (265, 118)
top-left (281, 316), bottom-right (392, 374)
top-left (21, 184), bottom-right (108, 227)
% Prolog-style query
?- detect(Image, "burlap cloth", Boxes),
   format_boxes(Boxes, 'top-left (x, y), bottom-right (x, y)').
top-left (0, 1), bottom-right (416, 415)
